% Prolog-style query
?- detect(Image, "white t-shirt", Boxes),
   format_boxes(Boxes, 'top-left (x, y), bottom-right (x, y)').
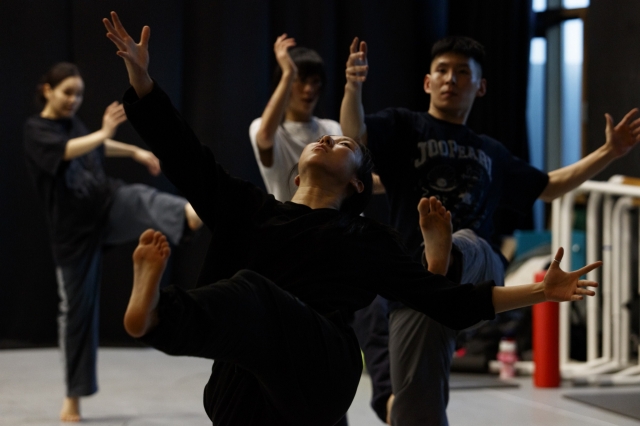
top-left (249, 117), bottom-right (342, 202)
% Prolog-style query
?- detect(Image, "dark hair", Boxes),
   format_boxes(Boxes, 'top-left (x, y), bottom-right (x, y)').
top-left (430, 36), bottom-right (486, 76)
top-left (36, 62), bottom-right (81, 106)
top-left (340, 141), bottom-right (374, 217)
top-left (272, 47), bottom-right (326, 90)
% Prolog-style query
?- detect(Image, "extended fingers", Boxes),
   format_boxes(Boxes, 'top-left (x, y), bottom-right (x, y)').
top-left (140, 26), bottom-right (150, 48)
top-left (573, 260), bottom-right (603, 277)
top-left (350, 37), bottom-right (359, 54)
top-left (619, 108), bottom-right (640, 127)
top-left (359, 40), bottom-right (367, 56)
top-left (550, 247), bottom-right (564, 269)
top-left (110, 11), bottom-right (132, 39)
top-left (578, 279), bottom-right (599, 289)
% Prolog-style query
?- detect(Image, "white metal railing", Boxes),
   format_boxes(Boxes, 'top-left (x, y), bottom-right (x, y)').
top-left (553, 177), bottom-right (640, 385)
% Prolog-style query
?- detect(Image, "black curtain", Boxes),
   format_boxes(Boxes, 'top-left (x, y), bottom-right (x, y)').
top-left (449, 0), bottom-right (535, 237)
top-left (1, 0), bottom-right (532, 347)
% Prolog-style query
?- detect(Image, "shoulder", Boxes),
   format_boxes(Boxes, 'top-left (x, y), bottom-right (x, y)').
top-left (249, 117), bottom-right (262, 137)
top-left (477, 134), bottom-right (511, 154)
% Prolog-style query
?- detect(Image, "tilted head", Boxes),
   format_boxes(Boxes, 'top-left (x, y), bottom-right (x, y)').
top-left (37, 62), bottom-right (84, 119)
top-left (274, 47), bottom-right (326, 122)
top-left (424, 36), bottom-right (487, 124)
top-left (296, 135), bottom-right (373, 216)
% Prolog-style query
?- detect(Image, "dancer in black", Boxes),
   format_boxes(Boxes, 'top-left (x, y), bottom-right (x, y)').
top-left (104, 12), bottom-right (601, 426)
top-left (23, 62), bottom-right (202, 422)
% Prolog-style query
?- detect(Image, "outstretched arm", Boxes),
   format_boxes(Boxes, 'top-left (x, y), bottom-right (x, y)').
top-left (492, 247), bottom-right (601, 312)
top-left (539, 108), bottom-right (640, 201)
top-left (64, 102), bottom-right (126, 160)
top-left (340, 37), bottom-right (368, 144)
top-left (254, 34), bottom-right (297, 167)
top-left (104, 140), bottom-right (161, 176)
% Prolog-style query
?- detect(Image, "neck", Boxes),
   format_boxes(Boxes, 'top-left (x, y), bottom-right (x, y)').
top-left (291, 184), bottom-right (343, 211)
top-left (285, 109), bottom-right (313, 123)
top-left (427, 105), bottom-right (469, 125)
top-left (40, 105), bottom-right (64, 120)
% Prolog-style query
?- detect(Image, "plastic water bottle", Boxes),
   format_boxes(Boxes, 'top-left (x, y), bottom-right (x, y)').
top-left (497, 338), bottom-right (518, 379)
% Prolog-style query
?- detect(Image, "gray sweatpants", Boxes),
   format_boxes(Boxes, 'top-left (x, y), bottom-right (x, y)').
top-left (56, 184), bottom-right (188, 397)
top-left (388, 229), bottom-right (504, 426)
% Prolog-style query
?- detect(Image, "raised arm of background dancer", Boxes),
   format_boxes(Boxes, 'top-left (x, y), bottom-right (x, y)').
top-left (104, 139), bottom-right (161, 176)
top-left (104, 12), bottom-right (265, 225)
top-left (254, 34), bottom-right (297, 167)
top-left (63, 102), bottom-right (126, 160)
top-left (539, 108), bottom-right (640, 201)
top-left (340, 37), bottom-right (368, 144)
top-left (103, 12), bottom-right (153, 99)
top-left (492, 247), bottom-right (600, 312)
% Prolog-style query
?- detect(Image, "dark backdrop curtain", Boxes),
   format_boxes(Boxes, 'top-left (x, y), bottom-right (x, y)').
top-left (1, 0), bottom-right (532, 347)
top-left (449, 0), bottom-right (535, 237)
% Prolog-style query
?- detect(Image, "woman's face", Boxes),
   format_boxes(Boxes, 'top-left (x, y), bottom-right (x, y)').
top-left (286, 74), bottom-right (322, 122)
top-left (298, 135), bottom-right (363, 193)
top-left (43, 76), bottom-right (84, 119)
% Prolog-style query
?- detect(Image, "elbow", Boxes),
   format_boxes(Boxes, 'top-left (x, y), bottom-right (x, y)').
top-left (255, 131), bottom-right (274, 151)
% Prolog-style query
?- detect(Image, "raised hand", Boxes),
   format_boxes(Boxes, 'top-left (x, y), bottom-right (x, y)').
top-left (133, 149), bottom-right (161, 176)
top-left (604, 108), bottom-right (640, 158)
top-left (101, 101), bottom-right (127, 139)
top-left (103, 11), bottom-right (153, 97)
top-left (345, 37), bottom-right (368, 87)
top-left (274, 34), bottom-right (297, 77)
top-left (543, 247), bottom-right (601, 302)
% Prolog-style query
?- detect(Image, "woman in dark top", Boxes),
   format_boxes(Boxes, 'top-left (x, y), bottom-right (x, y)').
top-left (23, 62), bottom-right (203, 422)
top-left (104, 12), bottom-right (601, 426)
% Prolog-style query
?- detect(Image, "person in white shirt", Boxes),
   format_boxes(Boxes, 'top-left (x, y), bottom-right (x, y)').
top-left (249, 34), bottom-right (341, 202)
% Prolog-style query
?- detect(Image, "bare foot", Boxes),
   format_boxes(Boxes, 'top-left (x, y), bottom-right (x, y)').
top-left (184, 203), bottom-right (202, 231)
top-left (125, 229), bottom-right (170, 338)
top-left (418, 196), bottom-right (452, 275)
top-left (60, 396), bottom-right (80, 422)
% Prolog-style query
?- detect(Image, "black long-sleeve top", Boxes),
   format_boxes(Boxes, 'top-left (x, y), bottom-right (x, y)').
top-left (123, 84), bottom-right (496, 331)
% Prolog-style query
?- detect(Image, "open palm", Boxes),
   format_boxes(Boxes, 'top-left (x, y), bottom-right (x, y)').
top-left (103, 12), bottom-right (153, 96)
top-left (543, 247), bottom-right (600, 302)
top-left (605, 108), bottom-right (640, 158)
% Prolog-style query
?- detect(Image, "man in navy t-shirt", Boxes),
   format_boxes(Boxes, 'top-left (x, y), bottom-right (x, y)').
top-left (341, 36), bottom-right (640, 425)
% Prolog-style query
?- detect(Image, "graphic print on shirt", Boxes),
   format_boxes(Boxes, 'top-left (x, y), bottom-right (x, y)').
top-left (413, 138), bottom-right (492, 231)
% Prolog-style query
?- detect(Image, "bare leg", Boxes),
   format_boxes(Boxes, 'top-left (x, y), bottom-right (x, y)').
top-left (184, 203), bottom-right (202, 231)
top-left (60, 396), bottom-right (80, 422)
top-left (417, 197), bottom-right (452, 275)
top-left (124, 229), bottom-right (170, 338)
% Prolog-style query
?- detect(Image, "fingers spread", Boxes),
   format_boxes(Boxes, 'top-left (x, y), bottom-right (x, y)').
top-left (350, 37), bottom-right (359, 53)
top-left (621, 108), bottom-right (640, 126)
top-left (360, 40), bottom-right (368, 55)
top-left (574, 260), bottom-right (603, 277)
top-left (111, 11), bottom-right (132, 39)
top-left (140, 26), bottom-right (151, 47)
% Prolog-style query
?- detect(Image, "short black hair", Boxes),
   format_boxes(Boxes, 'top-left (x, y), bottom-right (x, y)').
top-left (430, 36), bottom-right (486, 75)
top-left (272, 47), bottom-right (326, 89)
top-left (340, 140), bottom-right (374, 217)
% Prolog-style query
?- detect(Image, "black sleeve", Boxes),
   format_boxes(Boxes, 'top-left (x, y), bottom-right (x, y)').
top-left (499, 148), bottom-right (549, 214)
top-left (361, 229), bottom-right (496, 330)
top-left (23, 117), bottom-right (69, 176)
top-left (122, 83), bottom-right (269, 229)
top-left (364, 108), bottom-right (410, 175)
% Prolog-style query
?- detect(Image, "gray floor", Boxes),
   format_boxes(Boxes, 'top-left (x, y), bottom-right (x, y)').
top-left (2, 348), bottom-right (640, 425)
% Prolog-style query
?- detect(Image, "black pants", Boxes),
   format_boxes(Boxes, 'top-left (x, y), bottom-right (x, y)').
top-left (56, 183), bottom-right (188, 397)
top-left (141, 269), bottom-right (363, 426)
